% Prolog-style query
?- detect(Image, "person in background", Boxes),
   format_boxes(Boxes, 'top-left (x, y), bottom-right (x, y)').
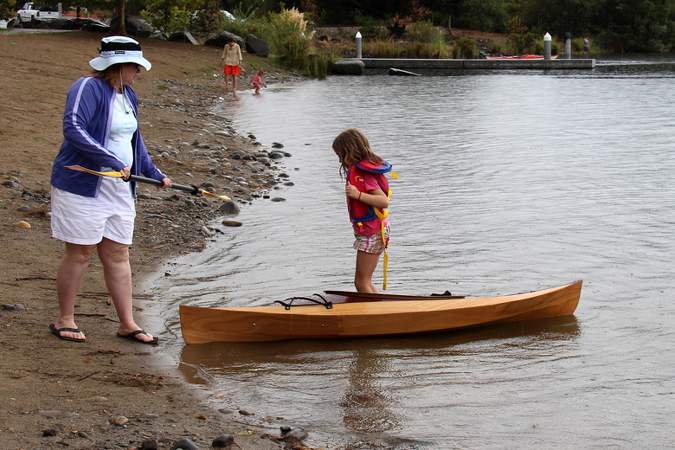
top-left (49, 36), bottom-right (172, 345)
top-left (221, 37), bottom-right (243, 98)
top-left (250, 70), bottom-right (266, 95)
top-left (583, 37), bottom-right (590, 57)
top-left (332, 129), bottom-right (393, 293)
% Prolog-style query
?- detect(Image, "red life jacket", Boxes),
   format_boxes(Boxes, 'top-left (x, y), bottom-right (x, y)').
top-left (347, 160), bottom-right (392, 229)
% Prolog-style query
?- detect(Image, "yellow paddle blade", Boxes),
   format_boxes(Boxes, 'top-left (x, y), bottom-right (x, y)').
top-left (65, 165), bottom-right (124, 178)
top-left (198, 189), bottom-right (232, 202)
top-left (391, 171), bottom-right (399, 180)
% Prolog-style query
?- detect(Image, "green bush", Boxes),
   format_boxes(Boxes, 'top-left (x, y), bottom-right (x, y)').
top-left (261, 7), bottom-right (329, 78)
top-left (264, 7), bottom-right (310, 69)
top-left (362, 38), bottom-right (449, 58)
top-left (305, 48), bottom-right (333, 79)
top-left (405, 21), bottom-right (442, 43)
top-left (595, 31), bottom-right (623, 54)
top-left (231, 0), bottom-right (263, 21)
top-left (221, 17), bottom-right (249, 36)
top-left (452, 36), bottom-right (479, 58)
top-left (409, 40), bottom-right (450, 58)
top-left (363, 39), bottom-right (404, 58)
top-left (221, 1), bottom-right (266, 36)
top-left (0, 0), bottom-right (16, 20)
top-left (506, 32), bottom-right (538, 54)
top-left (572, 37), bottom-right (584, 52)
top-left (191, 0), bottom-right (225, 35)
top-left (141, 0), bottom-right (191, 34)
top-left (461, 0), bottom-right (507, 33)
top-left (355, 14), bottom-right (389, 40)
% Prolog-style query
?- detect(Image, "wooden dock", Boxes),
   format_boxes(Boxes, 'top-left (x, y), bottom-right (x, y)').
top-left (332, 58), bottom-right (595, 74)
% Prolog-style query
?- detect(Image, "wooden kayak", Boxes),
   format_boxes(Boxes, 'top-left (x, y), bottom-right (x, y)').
top-left (179, 280), bottom-right (582, 344)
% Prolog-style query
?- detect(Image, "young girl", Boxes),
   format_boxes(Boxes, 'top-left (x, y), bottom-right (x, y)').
top-left (333, 128), bottom-right (393, 293)
top-left (250, 70), bottom-right (266, 95)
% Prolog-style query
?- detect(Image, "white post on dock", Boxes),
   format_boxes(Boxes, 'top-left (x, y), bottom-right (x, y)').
top-left (355, 31), bottom-right (362, 59)
top-left (543, 32), bottom-right (552, 60)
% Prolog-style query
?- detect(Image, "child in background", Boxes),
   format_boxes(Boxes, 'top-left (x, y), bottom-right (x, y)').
top-left (332, 128), bottom-right (393, 293)
top-left (250, 70), bottom-right (266, 95)
top-left (221, 37), bottom-right (243, 98)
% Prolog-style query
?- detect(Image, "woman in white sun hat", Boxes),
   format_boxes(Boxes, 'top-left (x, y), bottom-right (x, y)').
top-left (49, 36), bottom-right (172, 345)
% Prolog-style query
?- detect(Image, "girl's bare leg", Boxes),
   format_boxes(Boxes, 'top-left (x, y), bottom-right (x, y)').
top-left (354, 250), bottom-right (380, 293)
top-left (54, 243), bottom-right (94, 340)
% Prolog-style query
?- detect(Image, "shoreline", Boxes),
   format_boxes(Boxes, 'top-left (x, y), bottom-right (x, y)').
top-left (0, 31), bottom-right (304, 449)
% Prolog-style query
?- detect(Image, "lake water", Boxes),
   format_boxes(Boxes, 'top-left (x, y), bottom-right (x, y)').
top-left (147, 59), bottom-right (675, 448)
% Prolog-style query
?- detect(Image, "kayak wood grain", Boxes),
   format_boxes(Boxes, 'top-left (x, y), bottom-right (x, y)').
top-left (179, 280), bottom-right (582, 344)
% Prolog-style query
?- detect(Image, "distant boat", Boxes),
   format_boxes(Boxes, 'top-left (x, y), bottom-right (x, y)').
top-left (485, 54), bottom-right (559, 60)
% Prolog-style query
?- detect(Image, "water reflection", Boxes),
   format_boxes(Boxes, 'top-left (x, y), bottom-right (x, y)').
top-left (341, 348), bottom-right (399, 434)
top-left (179, 318), bottom-right (580, 371)
top-left (178, 318), bottom-right (579, 444)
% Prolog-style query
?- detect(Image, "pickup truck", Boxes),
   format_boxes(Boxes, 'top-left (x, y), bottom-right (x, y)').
top-left (16, 2), bottom-right (62, 23)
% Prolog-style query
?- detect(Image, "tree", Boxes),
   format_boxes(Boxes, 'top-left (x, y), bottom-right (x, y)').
top-left (141, 0), bottom-right (192, 34)
top-left (461, 0), bottom-right (508, 32)
top-left (0, 0), bottom-right (17, 20)
top-left (116, 0), bottom-right (126, 34)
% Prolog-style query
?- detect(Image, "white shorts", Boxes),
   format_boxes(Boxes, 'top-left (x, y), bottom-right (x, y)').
top-left (51, 178), bottom-right (136, 246)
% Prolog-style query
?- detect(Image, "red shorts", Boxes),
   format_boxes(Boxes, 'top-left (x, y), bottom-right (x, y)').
top-left (224, 65), bottom-right (240, 76)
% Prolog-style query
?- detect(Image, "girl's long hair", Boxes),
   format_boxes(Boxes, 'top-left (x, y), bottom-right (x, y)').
top-left (332, 128), bottom-right (383, 177)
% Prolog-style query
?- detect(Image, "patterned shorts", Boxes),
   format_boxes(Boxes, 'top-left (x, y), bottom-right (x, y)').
top-left (353, 226), bottom-right (390, 255)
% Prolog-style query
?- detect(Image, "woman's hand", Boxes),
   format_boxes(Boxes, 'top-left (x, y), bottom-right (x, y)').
top-left (161, 177), bottom-right (172, 188)
top-left (120, 166), bottom-right (131, 180)
top-left (346, 182), bottom-right (361, 200)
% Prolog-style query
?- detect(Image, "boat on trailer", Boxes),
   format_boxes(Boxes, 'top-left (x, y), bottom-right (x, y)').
top-left (179, 280), bottom-right (582, 344)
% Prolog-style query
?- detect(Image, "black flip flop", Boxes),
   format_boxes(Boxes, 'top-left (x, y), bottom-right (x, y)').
top-left (49, 323), bottom-right (86, 343)
top-left (117, 329), bottom-right (159, 346)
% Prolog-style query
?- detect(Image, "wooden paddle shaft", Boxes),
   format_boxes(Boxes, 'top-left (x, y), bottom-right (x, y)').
top-left (128, 174), bottom-right (198, 195)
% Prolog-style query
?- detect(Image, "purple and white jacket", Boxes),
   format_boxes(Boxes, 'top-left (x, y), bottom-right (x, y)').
top-left (51, 76), bottom-right (165, 197)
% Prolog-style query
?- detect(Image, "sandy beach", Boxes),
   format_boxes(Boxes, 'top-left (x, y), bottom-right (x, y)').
top-left (0, 31), bottom-right (302, 449)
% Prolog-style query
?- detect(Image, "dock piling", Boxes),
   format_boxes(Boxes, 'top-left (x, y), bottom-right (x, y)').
top-left (544, 32), bottom-right (552, 60)
top-left (565, 32), bottom-right (572, 59)
top-left (355, 31), bottom-right (362, 59)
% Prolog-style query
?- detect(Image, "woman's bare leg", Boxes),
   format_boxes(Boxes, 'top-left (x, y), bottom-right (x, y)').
top-left (354, 250), bottom-right (380, 293)
top-left (97, 238), bottom-right (154, 342)
top-left (54, 243), bottom-right (94, 340)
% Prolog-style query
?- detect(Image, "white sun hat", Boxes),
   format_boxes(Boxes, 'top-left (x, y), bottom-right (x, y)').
top-left (89, 36), bottom-right (152, 71)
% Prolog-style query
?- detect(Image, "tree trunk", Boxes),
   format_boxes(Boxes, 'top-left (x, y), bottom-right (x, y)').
top-left (116, 0), bottom-right (126, 34)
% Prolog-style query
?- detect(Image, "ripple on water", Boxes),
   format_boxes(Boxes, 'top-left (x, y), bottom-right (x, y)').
top-left (149, 68), bottom-right (675, 448)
